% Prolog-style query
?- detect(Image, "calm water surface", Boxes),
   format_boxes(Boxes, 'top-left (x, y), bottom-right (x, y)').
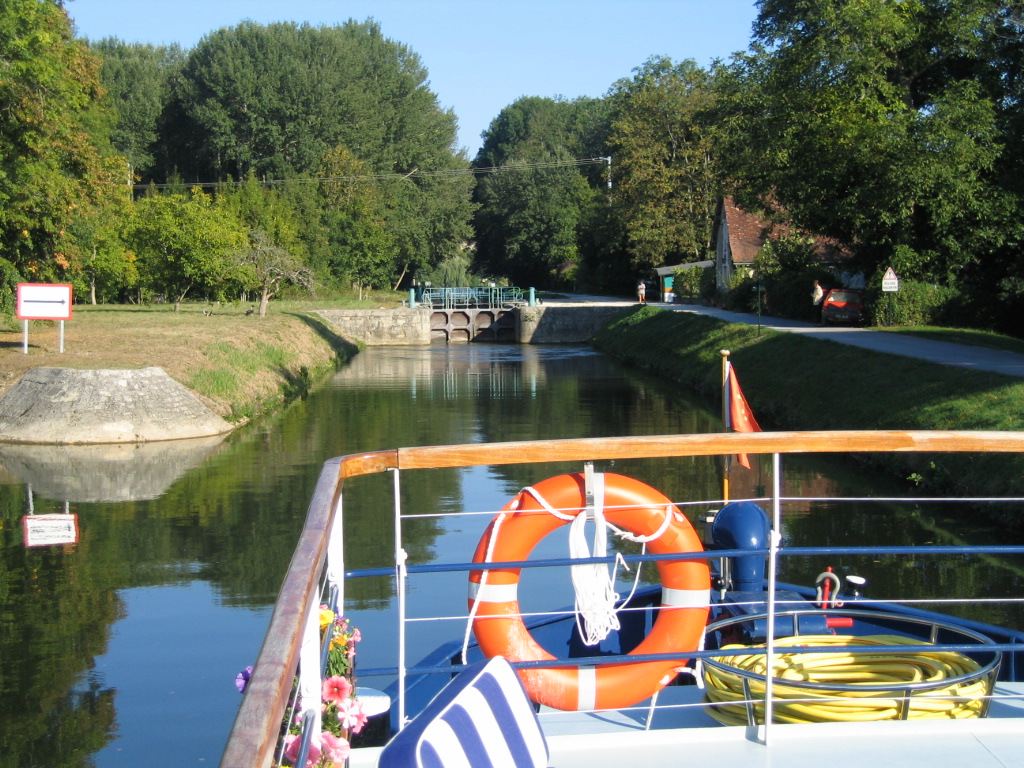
top-left (0, 344), bottom-right (1019, 767)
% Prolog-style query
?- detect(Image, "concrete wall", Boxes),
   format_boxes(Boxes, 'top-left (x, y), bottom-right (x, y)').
top-left (317, 305), bottom-right (629, 345)
top-left (517, 306), bottom-right (627, 343)
top-left (316, 308), bottom-right (432, 346)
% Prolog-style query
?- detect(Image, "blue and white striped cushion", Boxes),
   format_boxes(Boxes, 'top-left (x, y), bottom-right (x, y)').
top-left (378, 656), bottom-right (548, 768)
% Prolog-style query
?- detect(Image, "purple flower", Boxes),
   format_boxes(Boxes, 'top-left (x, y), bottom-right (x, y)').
top-left (236, 665), bottom-right (254, 694)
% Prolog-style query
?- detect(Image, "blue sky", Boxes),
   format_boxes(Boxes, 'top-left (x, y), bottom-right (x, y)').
top-left (68, 0), bottom-right (758, 157)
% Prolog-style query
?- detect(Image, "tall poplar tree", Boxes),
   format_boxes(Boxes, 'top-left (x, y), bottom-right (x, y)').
top-left (608, 56), bottom-right (719, 272)
top-left (473, 96), bottom-right (609, 289)
top-left (89, 38), bottom-right (185, 182)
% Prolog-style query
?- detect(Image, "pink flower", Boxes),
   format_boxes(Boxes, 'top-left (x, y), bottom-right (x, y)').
top-left (283, 733), bottom-right (321, 768)
top-left (320, 732), bottom-right (351, 765)
top-left (337, 697), bottom-right (369, 734)
top-left (322, 675), bottom-right (353, 705)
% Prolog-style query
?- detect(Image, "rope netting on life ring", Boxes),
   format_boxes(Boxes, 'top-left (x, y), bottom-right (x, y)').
top-left (516, 479), bottom-right (670, 647)
top-left (703, 634), bottom-right (991, 725)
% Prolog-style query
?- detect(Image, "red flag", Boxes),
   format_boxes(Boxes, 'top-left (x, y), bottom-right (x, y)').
top-left (725, 364), bottom-right (761, 468)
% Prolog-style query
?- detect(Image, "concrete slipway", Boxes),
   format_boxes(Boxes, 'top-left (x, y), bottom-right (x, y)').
top-left (0, 366), bottom-right (232, 445)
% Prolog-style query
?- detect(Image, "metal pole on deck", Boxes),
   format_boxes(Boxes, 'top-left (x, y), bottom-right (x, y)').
top-left (392, 468), bottom-right (408, 731)
top-left (760, 452), bottom-right (783, 743)
top-left (720, 349), bottom-right (731, 501)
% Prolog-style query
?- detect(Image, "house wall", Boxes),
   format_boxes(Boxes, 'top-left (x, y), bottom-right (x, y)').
top-left (715, 215), bottom-right (731, 291)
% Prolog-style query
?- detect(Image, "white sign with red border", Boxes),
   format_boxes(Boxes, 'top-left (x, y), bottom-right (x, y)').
top-left (882, 267), bottom-right (899, 293)
top-left (23, 514), bottom-right (79, 548)
top-left (16, 283), bottom-right (74, 320)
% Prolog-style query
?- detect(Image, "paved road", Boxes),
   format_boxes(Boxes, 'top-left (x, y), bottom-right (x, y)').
top-left (674, 305), bottom-right (1024, 378)
top-left (548, 296), bottom-right (1024, 378)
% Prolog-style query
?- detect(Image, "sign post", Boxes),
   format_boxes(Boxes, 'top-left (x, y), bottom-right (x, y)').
top-left (16, 283), bottom-right (73, 354)
top-left (881, 268), bottom-right (899, 327)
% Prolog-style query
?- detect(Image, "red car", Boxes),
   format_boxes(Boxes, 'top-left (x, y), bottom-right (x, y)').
top-left (821, 288), bottom-right (864, 325)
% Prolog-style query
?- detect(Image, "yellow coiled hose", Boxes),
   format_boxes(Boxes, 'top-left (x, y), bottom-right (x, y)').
top-left (703, 634), bottom-right (989, 725)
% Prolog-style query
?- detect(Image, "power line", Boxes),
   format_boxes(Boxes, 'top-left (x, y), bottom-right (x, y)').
top-left (129, 157), bottom-right (612, 191)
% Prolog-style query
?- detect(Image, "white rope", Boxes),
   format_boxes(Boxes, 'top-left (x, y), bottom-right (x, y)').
top-left (462, 476), bottom-right (678, 660)
top-left (520, 477), bottom-right (675, 647)
top-left (566, 480), bottom-right (622, 646)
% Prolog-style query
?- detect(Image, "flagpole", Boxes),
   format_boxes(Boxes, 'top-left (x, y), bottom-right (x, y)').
top-left (720, 349), bottom-right (731, 502)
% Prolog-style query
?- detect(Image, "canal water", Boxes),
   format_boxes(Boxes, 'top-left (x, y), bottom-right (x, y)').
top-left (0, 344), bottom-right (1019, 767)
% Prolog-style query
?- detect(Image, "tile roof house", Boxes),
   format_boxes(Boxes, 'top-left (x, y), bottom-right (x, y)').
top-left (710, 196), bottom-right (854, 292)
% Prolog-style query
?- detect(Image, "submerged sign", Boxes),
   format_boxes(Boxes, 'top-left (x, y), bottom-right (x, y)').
top-left (23, 514), bottom-right (79, 548)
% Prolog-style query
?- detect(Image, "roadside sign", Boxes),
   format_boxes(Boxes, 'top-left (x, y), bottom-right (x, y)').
top-left (882, 267), bottom-right (899, 293)
top-left (16, 283), bottom-right (73, 320)
top-left (16, 283), bottom-right (73, 353)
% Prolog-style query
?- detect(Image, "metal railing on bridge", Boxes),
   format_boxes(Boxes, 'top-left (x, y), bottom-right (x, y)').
top-left (416, 286), bottom-right (527, 310)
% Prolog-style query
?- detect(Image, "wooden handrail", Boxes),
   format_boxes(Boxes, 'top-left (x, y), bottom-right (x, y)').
top-left (341, 430), bottom-right (1024, 476)
top-left (219, 430), bottom-right (1024, 767)
top-left (220, 458), bottom-right (345, 768)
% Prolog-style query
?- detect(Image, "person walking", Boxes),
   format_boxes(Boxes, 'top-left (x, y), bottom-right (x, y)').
top-left (637, 280), bottom-right (647, 304)
top-left (811, 280), bottom-right (824, 323)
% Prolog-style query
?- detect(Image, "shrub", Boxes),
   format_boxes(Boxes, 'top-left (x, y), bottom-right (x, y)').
top-left (865, 279), bottom-right (959, 327)
top-left (673, 266), bottom-right (710, 301)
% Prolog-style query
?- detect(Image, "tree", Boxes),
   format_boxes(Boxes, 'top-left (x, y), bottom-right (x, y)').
top-left (163, 19), bottom-right (476, 290)
top-left (64, 157), bottom-right (137, 304)
top-left (608, 57), bottom-right (719, 272)
top-left (714, 0), bottom-right (1013, 286)
top-left (473, 97), bottom-right (611, 289)
top-left (129, 191), bottom-right (246, 308)
top-left (236, 229), bottom-right (314, 316)
top-left (318, 147), bottom-right (398, 295)
top-left (169, 20), bottom-right (462, 179)
top-left (89, 38), bottom-right (185, 181)
top-left (0, 0), bottom-right (117, 281)
top-left (474, 153), bottom-right (593, 287)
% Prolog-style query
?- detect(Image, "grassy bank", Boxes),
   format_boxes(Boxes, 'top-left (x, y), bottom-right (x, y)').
top-left (5, 299), bottom-right (1023, 506)
top-left (0, 297), bottom-right (389, 422)
top-left (593, 306), bottom-right (1024, 508)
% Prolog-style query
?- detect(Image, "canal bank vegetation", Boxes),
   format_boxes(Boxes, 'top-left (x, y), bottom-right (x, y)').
top-left (0, 298), bottom-right (387, 422)
top-left (593, 307), bottom-right (1024, 526)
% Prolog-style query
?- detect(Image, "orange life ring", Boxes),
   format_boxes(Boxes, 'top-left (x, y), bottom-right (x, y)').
top-left (468, 472), bottom-right (710, 711)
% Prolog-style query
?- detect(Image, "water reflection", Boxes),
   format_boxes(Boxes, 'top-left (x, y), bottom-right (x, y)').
top-left (0, 344), bottom-right (1020, 767)
top-left (0, 436), bottom-right (228, 503)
